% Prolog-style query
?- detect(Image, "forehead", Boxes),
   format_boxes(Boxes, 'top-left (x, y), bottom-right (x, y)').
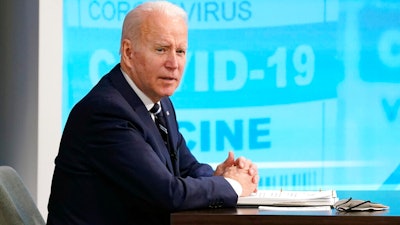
top-left (141, 13), bottom-right (188, 46)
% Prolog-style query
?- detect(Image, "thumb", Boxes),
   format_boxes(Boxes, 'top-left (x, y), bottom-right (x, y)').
top-left (214, 151), bottom-right (235, 176)
top-left (223, 151), bottom-right (235, 166)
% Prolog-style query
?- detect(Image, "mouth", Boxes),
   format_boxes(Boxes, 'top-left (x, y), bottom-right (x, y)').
top-left (160, 76), bottom-right (177, 82)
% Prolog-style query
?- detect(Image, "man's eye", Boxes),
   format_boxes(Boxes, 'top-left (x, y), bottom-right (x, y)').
top-left (156, 48), bottom-right (165, 53)
top-left (177, 49), bottom-right (186, 55)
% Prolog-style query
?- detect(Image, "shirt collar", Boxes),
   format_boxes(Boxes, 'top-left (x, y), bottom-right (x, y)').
top-left (120, 67), bottom-right (158, 111)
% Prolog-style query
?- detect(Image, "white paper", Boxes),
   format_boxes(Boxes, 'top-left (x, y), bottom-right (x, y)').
top-left (238, 190), bottom-right (338, 206)
top-left (258, 206), bottom-right (332, 211)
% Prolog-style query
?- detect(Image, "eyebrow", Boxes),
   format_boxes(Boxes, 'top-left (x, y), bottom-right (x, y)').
top-left (154, 41), bottom-right (187, 50)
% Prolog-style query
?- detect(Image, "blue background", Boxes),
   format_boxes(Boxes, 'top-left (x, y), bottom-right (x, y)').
top-left (63, 0), bottom-right (400, 191)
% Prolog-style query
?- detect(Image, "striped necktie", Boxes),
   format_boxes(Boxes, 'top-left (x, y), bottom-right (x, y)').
top-left (150, 103), bottom-right (168, 146)
top-left (150, 103), bottom-right (177, 164)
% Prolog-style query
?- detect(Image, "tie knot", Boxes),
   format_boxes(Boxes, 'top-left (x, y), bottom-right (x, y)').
top-left (150, 103), bottom-right (162, 115)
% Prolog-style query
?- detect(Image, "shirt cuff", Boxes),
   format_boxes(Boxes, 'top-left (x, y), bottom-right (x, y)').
top-left (224, 177), bottom-right (243, 197)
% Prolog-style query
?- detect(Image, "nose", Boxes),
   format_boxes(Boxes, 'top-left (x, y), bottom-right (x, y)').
top-left (165, 51), bottom-right (179, 70)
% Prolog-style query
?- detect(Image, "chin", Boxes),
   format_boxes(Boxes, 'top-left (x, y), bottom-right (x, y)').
top-left (163, 86), bottom-right (178, 95)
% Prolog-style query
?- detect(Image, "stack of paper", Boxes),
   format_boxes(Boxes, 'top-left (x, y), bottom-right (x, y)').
top-left (238, 190), bottom-right (338, 207)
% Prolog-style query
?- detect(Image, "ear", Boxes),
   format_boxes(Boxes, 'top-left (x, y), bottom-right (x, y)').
top-left (121, 39), bottom-right (133, 66)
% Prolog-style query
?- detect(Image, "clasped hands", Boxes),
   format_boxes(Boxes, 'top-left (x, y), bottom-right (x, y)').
top-left (214, 151), bottom-right (259, 196)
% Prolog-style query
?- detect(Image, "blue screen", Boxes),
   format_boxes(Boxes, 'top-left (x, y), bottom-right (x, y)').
top-left (63, 0), bottom-right (400, 190)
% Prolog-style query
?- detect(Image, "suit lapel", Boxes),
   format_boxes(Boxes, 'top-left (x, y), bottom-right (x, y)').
top-left (160, 98), bottom-right (179, 175)
top-left (108, 65), bottom-right (175, 174)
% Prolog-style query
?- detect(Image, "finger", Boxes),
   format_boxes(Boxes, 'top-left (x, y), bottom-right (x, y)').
top-left (248, 167), bottom-right (255, 176)
top-left (235, 156), bottom-right (247, 168)
top-left (253, 187), bottom-right (258, 193)
top-left (223, 151), bottom-right (235, 166)
top-left (248, 163), bottom-right (258, 176)
top-left (252, 174), bottom-right (260, 184)
top-left (228, 151), bottom-right (235, 161)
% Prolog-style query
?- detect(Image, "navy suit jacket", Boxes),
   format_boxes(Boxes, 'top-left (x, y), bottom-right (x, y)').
top-left (47, 64), bottom-right (237, 225)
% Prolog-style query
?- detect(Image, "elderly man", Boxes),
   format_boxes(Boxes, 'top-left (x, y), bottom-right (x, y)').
top-left (47, 1), bottom-right (258, 225)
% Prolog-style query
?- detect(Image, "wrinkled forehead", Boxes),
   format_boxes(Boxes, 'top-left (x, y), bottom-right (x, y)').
top-left (140, 12), bottom-right (188, 44)
top-left (143, 11), bottom-right (187, 30)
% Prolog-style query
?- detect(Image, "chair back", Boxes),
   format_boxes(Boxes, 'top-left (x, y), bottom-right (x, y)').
top-left (0, 166), bottom-right (45, 225)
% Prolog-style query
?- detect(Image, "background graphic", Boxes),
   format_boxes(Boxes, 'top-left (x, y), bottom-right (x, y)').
top-left (63, 0), bottom-right (400, 190)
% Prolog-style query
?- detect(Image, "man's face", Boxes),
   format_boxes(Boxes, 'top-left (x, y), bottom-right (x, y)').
top-left (127, 13), bottom-right (188, 102)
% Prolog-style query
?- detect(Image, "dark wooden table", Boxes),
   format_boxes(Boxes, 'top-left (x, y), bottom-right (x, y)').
top-left (171, 191), bottom-right (400, 225)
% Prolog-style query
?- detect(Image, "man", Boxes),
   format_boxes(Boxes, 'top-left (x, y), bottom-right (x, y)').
top-left (47, 1), bottom-right (259, 225)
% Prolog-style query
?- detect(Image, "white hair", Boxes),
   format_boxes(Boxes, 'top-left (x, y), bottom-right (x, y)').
top-left (120, 1), bottom-right (188, 51)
